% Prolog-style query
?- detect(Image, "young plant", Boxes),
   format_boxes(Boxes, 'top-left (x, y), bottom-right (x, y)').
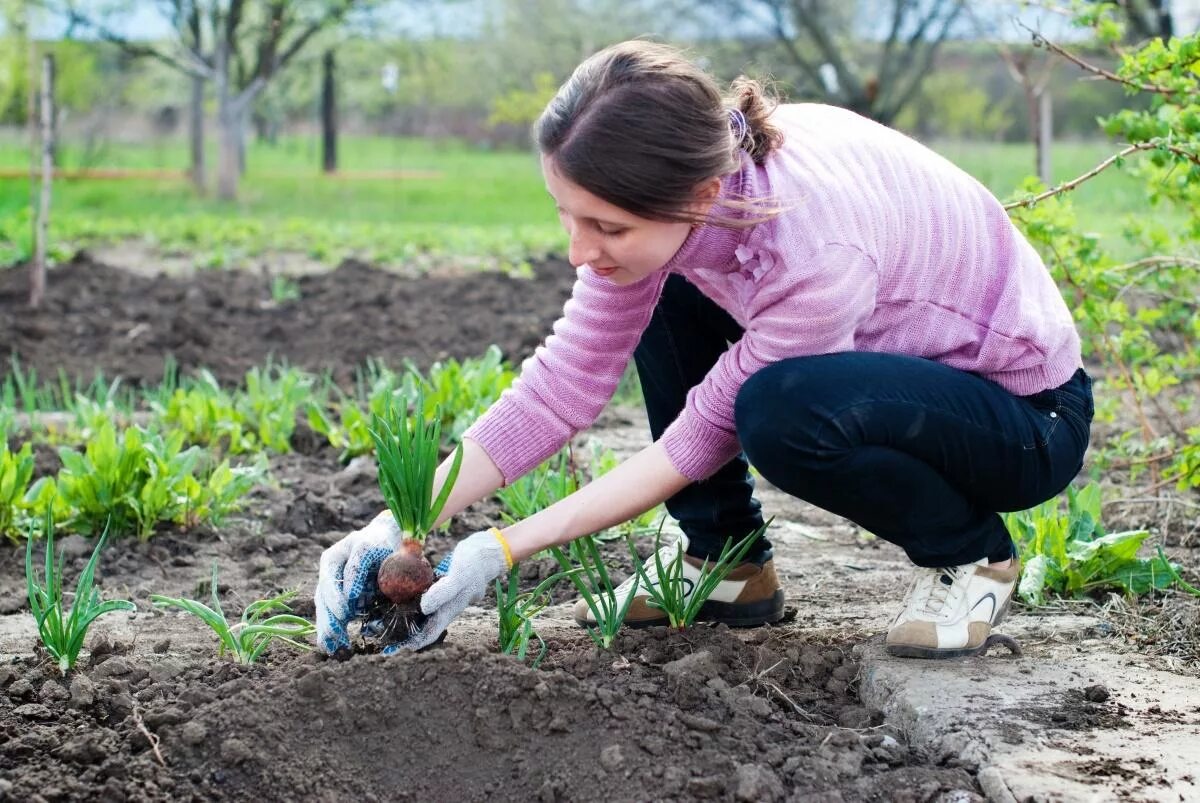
top-left (550, 535), bottom-right (639, 649)
top-left (150, 564), bottom-right (314, 664)
top-left (369, 394), bottom-right (463, 606)
top-left (26, 512), bottom-right (135, 674)
top-left (495, 448), bottom-right (584, 525)
top-left (238, 365), bottom-right (311, 453)
top-left (1, 442), bottom-right (35, 543)
top-left (627, 521), bottom-right (770, 630)
top-left (495, 565), bottom-right (579, 668)
top-left (1004, 482), bottom-right (1199, 606)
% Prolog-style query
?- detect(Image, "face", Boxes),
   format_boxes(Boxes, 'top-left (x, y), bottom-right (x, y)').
top-left (542, 154), bottom-right (715, 286)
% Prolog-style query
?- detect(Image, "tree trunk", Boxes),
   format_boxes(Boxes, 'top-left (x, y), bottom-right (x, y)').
top-left (322, 50), bottom-right (337, 174)
top-left (32, 54), bottom-right (54, 309)
top-left (214, 37), bottom-right (239, 200)
top-left (1036, 91), bottom-right (1052, 186)
top-left (189, 73), bottom-right (206, 194)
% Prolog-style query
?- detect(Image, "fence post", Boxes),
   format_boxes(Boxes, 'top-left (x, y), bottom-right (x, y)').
top-left (31, 53), bottom-right (54, 310)
top-left (322, 50), bottom-right (337, 174)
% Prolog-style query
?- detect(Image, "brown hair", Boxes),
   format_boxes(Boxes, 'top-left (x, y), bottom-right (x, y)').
top-left (534, 40), bottom-right (784, 228)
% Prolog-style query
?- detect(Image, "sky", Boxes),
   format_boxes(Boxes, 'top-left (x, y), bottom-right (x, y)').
top-left (20, 0), bottom-right (1200, 41)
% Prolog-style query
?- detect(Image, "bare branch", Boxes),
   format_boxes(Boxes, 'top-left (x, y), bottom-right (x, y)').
top-left (1003, 141), bottom-right (1200, 211)
top-left (1017, 20), bottom-right (1179, 96)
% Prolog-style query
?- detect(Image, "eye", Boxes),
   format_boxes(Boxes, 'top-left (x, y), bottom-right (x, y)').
top-left (597, 224), bottom-right (628, 237)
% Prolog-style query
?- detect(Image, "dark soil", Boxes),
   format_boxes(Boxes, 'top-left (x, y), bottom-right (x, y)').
top-left (0, 252), bottom-right (576, 387)
top-left (0, 256), bottom-right (983, 800)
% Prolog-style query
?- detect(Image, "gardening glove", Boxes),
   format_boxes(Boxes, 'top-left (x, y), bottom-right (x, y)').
top-left (389, 528), bottom-right (513, 653)
top-left (315, 509), bottom-right (404, 654)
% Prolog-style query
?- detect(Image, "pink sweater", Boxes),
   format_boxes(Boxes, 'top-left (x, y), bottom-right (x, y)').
top-left (464, 104), bottom-right (1081, 483)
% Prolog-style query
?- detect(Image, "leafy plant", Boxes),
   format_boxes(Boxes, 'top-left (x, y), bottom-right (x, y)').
top-left (238, 365), bottom-right (311, 453)
top-left (150, 371), bottom-right (255, 456)
top-left (1, 441), bottom-right (35, 543)
top-left (406, 345), bottom-right (516, 445)
top-left (369, 392), bottom-right (463, 543)
top-left (495, 564), bottom-right (578, 668)
top-left (150, 564), bottom-right (315, 664)
top-left (550, 535), bottom-right (639, 649)
top-left (26, 512), bottom-right (135, 674)
top-left (1004, 482), bottom-right (1199, 606)
top-left (627, 522), bottom-right (770, 630)
top-left (55, 421), bottom-right (263, 539)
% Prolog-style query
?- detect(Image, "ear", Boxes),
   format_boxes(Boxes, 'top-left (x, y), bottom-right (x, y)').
top-left (688, 176), bottom-right (723, 217)
top-left (694, 176), bottom-right (722, 204)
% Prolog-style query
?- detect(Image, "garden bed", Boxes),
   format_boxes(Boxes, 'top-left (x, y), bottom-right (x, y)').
top-left (1, 253), bottom-right (1195, 801)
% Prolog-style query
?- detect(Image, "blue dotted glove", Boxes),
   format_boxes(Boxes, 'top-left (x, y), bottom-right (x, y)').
top-left (315, 510), bottom-right (403, 654)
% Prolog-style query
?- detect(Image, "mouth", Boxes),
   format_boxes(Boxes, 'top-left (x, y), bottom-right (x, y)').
top-left (591, 265), bottom-right (620, 277)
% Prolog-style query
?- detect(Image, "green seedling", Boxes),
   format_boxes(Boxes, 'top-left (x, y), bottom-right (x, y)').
top-left (495, 564), bottom-right (579, 667)
top-left (150, 370), bottom-right (255, 456)
top-left (550, 535), bottom-right (638, 649)
top-left (27, 511), bottom-right (135, 674)
top-left (628, 520), bottom-right (771, 630)
top-left (368, 392), bottom-right (462, 606)
top-left (1, 442), bottom-right (35, 543)
top-left (238, 364), bottom-right (311, 453)
top-left (495, 448), bottom-right (584, 525)
top-left (151, 564), bottom-right (314, 664)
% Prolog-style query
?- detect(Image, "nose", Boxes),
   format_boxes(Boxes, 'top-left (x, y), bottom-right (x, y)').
top-left (567, 226), bottom-right (602, 268)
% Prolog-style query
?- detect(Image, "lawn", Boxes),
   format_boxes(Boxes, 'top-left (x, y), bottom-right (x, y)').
top-left (0, 133), bottom-right (1184, 268)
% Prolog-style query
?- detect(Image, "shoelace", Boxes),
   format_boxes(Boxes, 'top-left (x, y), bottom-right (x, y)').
top-left (912, 566), bottom-right (967, 616)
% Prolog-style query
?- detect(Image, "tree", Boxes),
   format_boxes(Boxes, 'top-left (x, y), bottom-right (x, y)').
top-left (42, 1), bottom-right (369, 198)
top-left (1108, 0), bottom-right (1172, 41)
top-left (695, 0), bottom-right (968, 125)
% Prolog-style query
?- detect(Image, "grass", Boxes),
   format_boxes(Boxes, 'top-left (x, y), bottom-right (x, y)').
top-left (0, 134), bottom-right (1183, 269)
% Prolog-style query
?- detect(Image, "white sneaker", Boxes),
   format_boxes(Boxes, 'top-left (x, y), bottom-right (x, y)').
top-left (571, 534), bottom-right (785, 629)
top-left (885, 558), bottom-right (1021, 658)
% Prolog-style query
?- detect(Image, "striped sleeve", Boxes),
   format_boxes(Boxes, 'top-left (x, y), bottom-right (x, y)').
top-left (660, 243), bottom-right (879, 480)
top-left (464, 269), bottom-right (667, 484)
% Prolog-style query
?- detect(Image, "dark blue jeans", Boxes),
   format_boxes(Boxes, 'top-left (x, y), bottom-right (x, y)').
top-left (634, 275), bottom-right (1093, 568)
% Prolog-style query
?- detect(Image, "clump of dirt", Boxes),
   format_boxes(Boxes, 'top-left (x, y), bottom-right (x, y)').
top-left (1015, 686), bottom-right (1132, 732)
top-left (148, 627), bottom-right (979, 802)
top-left (0, 253), bottom-right (576, 388)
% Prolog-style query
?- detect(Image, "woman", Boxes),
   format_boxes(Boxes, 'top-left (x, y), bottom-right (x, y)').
top-left (316, 40), bottom-right (1092, 660)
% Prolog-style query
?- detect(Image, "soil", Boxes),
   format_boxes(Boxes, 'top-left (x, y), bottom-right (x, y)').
top-left (0, 252), bottom-right (1195, 801)
top-left (0, 251), bottom-right (576, 386)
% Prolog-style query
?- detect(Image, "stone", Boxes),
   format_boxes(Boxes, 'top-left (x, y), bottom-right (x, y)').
top-left (662, 650), bottom-right (720, 685)
top-left (148, 659), bottom-right (185, 683)
top-left (69, 675), bottom-right (96, 708)
top-left (265, 533), bottom-right (299, 552)
top-left (6, 678), bottom-right (34, 700)
top-left (58, 735), bottom-right (106, 764)
top-left (599, 744), bottom-right (623, 772)
top-left (38, 681), bottom-right (70, 704)
top-left (13, 703), bottom-right (53, 720)
top-left (93, 657), bottom-right (131, 677)
top-left (179, 721), bottom-right (207, 745)
top-left (734, 764), bottom-right (784, 802)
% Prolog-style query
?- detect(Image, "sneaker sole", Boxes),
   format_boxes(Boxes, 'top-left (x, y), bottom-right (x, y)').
top-left (573, 590), bottom-right (787, 630)
top-left (885, 597), bottom-right (1013, 660)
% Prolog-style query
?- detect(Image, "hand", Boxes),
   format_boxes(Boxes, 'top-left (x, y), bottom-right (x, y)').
top-left (391, 529), bottom-right (512, 652)
top-left (315, 510), bottom-right (402, 655)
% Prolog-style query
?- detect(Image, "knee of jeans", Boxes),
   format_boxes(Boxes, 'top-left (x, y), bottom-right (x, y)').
top-left (735, 364), bottom-right (793, 466)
